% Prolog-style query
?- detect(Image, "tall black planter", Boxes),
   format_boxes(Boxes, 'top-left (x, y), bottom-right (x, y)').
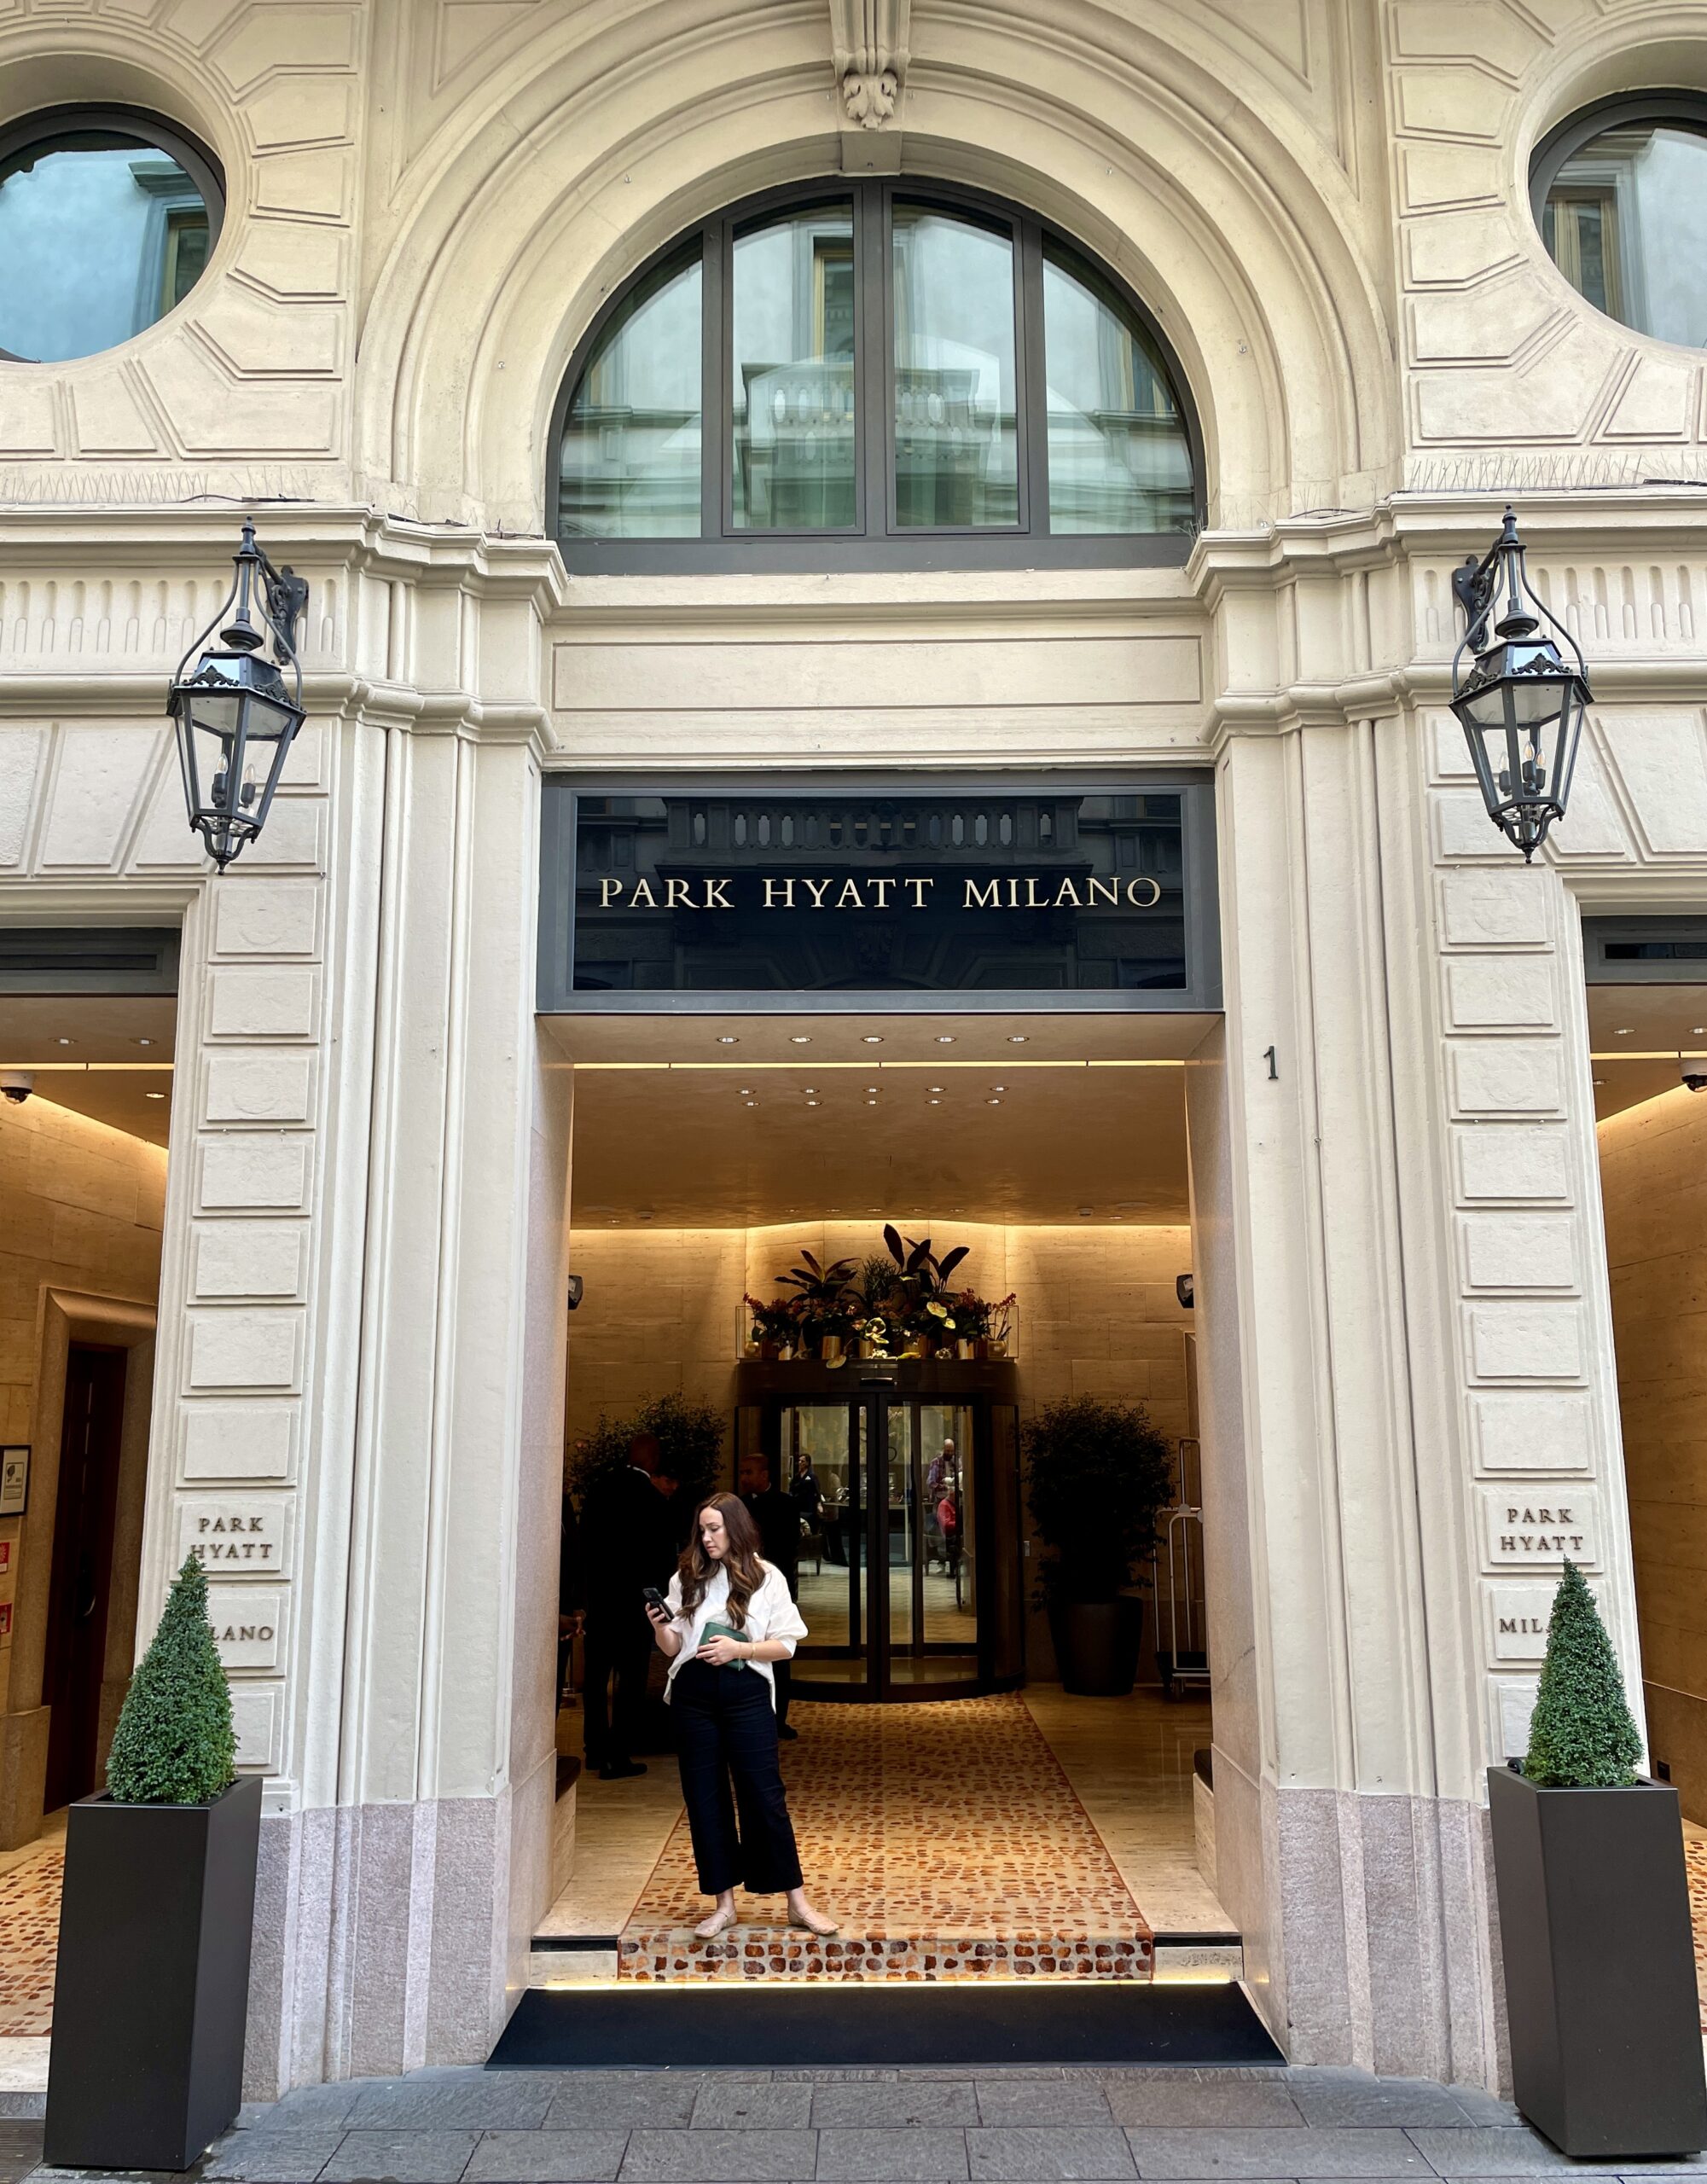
top-left (1487, 1764), bottom-right (1707, 2158)
top-left (45, 1774), bottom-right (263, 2172)
top-left (1048, 1598), bottom-right (1143, 1697)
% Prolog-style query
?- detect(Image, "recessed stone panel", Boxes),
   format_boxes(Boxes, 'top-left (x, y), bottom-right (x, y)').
top-left (1443, 956), bottom-right (1557, 1031)
top-left (204, 1051), bottom-right (315, 1125)
top-left (1454, 1124), bottom-right (1570, 1204)
top-left (1449, 1041), bottom-right (1565, 1117)
top-left (1437, 868), bottom-right (1552, 949)
top-left (1478, 1485), bottom-right (1601, 1568)
top-left (230, 1681), bottom-right (284, 1772)
top-left (1464, 1299), bottom-right (1584, 1380)
top-left (1486, 1580), bottom-right (1605, 1664)
top-left (207, 1585), bottom-right (287, 1670)
top-left (199, 1138), bottom-right (311, 1211)
top-left (177, 1492), bottom-right (293, 1576)
top-left (180, 1403), bottom-right (297, 1482)
top-left (37, 725), bottom-right (163, 870)
top-left (212, 880), bottom-right (322, 959)
top-left (191, 1223), bottom-right (308, 1301)
top-left (1490, 1675), bottom-right (1538, 1762)
top-left (1459, 1213), bottom-right (1578, 1292)
top-left (1432, 787), bottom-right (1507, 862)
top-left (207, 967), bottom-right (317, 1040)
top-left (184, 1309), bottom-right (303, 1392)
top-left (1471, 1391), bottom-right (1594, 1474)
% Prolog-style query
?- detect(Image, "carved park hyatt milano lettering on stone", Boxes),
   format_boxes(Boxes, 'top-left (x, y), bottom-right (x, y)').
top-left (593, 874), bottom-right (1166, 911)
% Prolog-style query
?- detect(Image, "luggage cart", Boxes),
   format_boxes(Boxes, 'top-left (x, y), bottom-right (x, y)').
top-left (1153, 1436), bottom-right (1210, 1699)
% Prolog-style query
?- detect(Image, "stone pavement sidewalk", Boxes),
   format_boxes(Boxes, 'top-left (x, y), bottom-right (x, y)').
top-left (5, 2065), bottom-right (1705, 2183)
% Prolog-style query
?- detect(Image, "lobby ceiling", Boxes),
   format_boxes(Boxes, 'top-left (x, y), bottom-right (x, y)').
top-left (1588, 984), bottom-right (1707, 1121)
top-left (0, 993), bottom-right (177, 1147)
top-left (556, 1012), bottom-right (1215, 1228)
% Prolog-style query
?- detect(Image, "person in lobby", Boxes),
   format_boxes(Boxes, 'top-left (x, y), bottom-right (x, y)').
top-left (645, 1492), bottom-right (837, 1940)
top-left (738, 1450), bottom-right (802, 1738)
top-left (580, 1430), bottom-right (674, 1780)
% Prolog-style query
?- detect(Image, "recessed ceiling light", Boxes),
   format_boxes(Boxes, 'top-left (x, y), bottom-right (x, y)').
top-left (986, 1097), bottom-right (1002, 1106)
top-left (865, 1085), bottom-right (879, 1093)
top-left (862, 1034), bottom-right (883, 1044)
top-left (1693, 1027), bottom-right (1706, 1036)
top-left (866, 1099), bottom-right (879, 1106)
top-left (928, 1098), bottom-right (943, 1107)
top-left (935, 1035), bottom-right (955, 1044)
top-left (803, 1086), bottom-right (817, 1094)
top-left (928, 1085), bottom-right (944, 1093)
top-left (1614, 1027), bottom-right (1634, 1036)
top-left (990, 1084), bottom-right (1006, 1092)
top-left (717, 1035), bottom-right (739, 1045)
top-left (1592, 1077), bottom-right (1606, 1087)
top-left (806, 1099), bottom-right (820, 1107)
top-left (135, 1037), bottom-right (154, 1048)
top-left (145, 1090), bottom-right (165, 1101)
top-left (1007, 1035), bottom-right (1029, 1044)
top-left (744, 1099), bottom-right (758, 1107)
top-left (790, 1034), bottom-right (811, 1044)
top-left (55, 1037), bottom-right (73, 1047)
top-left (1077, 1206), bottom-right (1094, 1217)
top-left (738, 1088), bottom-right (753, 1095)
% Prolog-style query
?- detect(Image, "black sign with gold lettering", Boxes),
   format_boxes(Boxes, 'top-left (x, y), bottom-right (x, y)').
top-left (537, 781), bottom-right (1219, 1010)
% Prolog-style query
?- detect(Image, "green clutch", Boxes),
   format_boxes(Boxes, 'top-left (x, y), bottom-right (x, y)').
top-left (700, 1620), bottom-right (749, 1661)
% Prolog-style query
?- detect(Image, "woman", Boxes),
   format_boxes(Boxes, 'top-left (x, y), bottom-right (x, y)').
top-left (646, 1492), bottom-right (838, 1940)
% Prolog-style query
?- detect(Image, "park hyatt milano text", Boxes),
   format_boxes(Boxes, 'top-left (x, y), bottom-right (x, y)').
top-left (593, 874), bottom-right (1166, 911)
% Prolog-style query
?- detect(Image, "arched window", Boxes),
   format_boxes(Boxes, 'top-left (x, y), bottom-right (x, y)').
top-left (0, 106), bottom-right (224, 364)
top-left (549, 181), bottom-right (1200, 572)
top-left (1531, 92), bottom-right (1707, 348)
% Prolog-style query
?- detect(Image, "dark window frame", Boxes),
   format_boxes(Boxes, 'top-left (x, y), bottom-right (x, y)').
top-left (1530, 91), bottom-right (1707, 337)
top-left (0, 104), bottom-right (226, 364)
top-left (548, 177), bottom-right (1205, 573)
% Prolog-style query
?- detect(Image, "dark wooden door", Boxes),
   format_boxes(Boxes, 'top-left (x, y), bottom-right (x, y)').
top-left (43, 1345), bottom-right (127, 1811)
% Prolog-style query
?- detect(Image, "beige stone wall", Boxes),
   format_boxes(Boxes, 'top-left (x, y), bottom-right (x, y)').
top-left (1598, 1087), bottom-right (1707, 1826)
top-left (0, 1095), bottom-right (165, 1797)
top-left (564, 1213), bottom-right (1193, 1470)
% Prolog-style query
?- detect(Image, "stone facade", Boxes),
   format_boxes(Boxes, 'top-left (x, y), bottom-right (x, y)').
top-left (2, 0), bottom-right (1705, 2100)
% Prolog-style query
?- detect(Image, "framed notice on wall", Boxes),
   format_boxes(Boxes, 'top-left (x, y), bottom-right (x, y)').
top-left (0, 1447), bottom-right (28, 1517)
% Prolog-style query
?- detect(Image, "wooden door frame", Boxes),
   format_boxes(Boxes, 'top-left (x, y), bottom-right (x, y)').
top-left (0, 1288), bottom-right (156, 1850)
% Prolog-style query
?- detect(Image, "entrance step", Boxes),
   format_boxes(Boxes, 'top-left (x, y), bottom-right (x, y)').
top-left (614, 1925), bottom-right (1154, 1981)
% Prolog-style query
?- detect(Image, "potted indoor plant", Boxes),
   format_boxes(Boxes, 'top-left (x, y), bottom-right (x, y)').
top-left (1487, 1561), bottom-right (1706, 2157)
top-left (1024, 1395), bottom-right (1173, 1694)
top-left (45, 1553), bottom-right (263, 2171)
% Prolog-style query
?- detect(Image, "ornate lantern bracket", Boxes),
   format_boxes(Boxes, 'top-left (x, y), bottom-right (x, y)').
top-left (1449, 506), bottom-right (1592, 863)
top-left (166, 522), bottom-right (310, 870)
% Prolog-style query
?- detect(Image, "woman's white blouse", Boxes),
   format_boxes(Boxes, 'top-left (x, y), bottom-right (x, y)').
top-left (661, 1560), bottom-right (808, 1711)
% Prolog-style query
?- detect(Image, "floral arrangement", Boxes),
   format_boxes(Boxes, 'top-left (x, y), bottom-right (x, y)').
top-left (745, 1226), bottom-right (1016, 1361)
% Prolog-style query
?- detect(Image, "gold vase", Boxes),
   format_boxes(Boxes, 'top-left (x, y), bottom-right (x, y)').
top-left (822, 1334), bottom-right (845, 1364)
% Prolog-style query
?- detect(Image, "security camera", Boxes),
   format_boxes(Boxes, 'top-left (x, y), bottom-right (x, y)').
top-left (566, 1274), bottom-right (584, 1312)
top-left (1, 1071), bottom-right (32, 1106)
top-left (1683, 1061), bottom-right (1707, 1095)
top-left (1176, 1272), bottom-right (1194, 1310)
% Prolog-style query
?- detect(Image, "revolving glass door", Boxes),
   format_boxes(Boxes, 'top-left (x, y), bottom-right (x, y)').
top-left (736, 1362), bottom-right (1022, 1702)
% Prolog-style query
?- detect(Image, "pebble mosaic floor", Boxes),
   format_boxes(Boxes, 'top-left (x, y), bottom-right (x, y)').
top-left (0, 1846), bottom-right (61, 2038)
top-left (618, 1693), bottom-right (1155, 1982)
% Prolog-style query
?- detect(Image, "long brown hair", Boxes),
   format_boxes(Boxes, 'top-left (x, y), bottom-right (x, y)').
top-left (678, 1492), bottom-right (766, 1625)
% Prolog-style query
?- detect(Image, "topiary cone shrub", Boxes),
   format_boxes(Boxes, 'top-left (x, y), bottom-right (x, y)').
top-left (1523, 1558), bottom-right (1642, 1788)
top-left (106, 1552), bottom-right (236, 1804)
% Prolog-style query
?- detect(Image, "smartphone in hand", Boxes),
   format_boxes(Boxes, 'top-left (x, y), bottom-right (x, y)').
top-left (642, 1586), bottom-right (668, 1618)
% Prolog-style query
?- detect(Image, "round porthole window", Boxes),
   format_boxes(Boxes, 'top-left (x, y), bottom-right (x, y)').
top-left (1532, 92), bottom-right (1707, 348)
top-left (0, 104), bottom-right (225, 364)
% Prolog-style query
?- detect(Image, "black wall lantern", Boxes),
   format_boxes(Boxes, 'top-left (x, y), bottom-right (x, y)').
top-left (1450, 507), bottom-right (1591, 862)
top-left (167, 522), bottom-right (309, 869)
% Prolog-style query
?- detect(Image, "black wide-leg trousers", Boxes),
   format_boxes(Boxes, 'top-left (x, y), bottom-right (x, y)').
top-left (671, 1659), bottom-right (804, 1896)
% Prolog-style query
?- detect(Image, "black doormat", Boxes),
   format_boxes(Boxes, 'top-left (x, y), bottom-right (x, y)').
top-left (489, 1982), bottom-right (1282, 2071)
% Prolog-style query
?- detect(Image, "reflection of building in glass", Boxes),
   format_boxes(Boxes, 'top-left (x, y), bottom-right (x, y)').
top-left (0, 142), bottom-right (210, 363)
top-left (1542, 121), bottom-right (1707, 347)
top-left (734, 206), bottom-right (856, 531)
top-left (558, 243), bottom-right (703, 537)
